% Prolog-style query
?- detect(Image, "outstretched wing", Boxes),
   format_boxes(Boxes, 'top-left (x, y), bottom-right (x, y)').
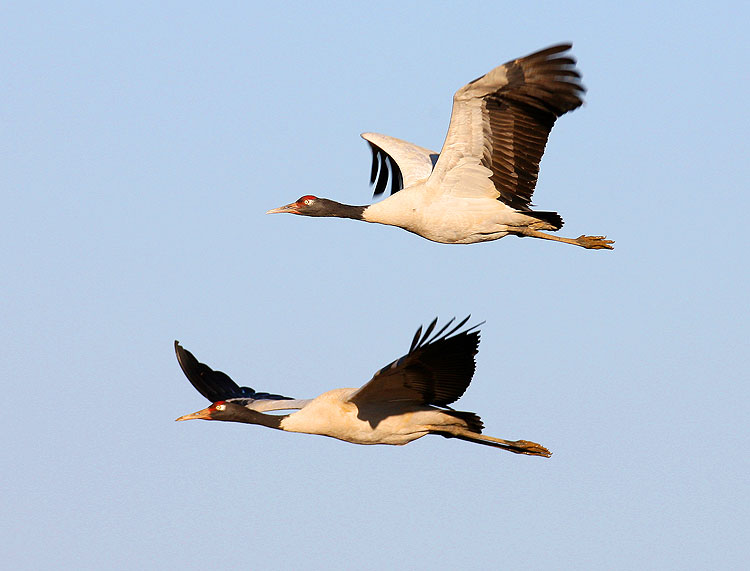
top-left (346, 317), bottom-right (481, 408)
top-left (174, 341), bottom-right (308, 411)
top-left (362, 132), bottom-right (439, 197)
top-left (428, 43), bottom-right (585, 210)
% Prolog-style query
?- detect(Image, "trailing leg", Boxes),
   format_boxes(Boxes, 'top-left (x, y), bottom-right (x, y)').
top-left (512, 227), bottom-right (614, 250)
top-left (431, 426), bottom-right (551, 457)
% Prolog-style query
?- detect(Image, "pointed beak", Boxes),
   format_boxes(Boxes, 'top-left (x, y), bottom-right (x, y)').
top-left (266, 202), bottom-right (299, 214)
top-left (175, 407), bottom-right (212, 421)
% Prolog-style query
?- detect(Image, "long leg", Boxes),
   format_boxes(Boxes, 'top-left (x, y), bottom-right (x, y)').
top-left (513, 228), bottom-right (614, 250)
top-left (431, 426), bottom-right (551, 457)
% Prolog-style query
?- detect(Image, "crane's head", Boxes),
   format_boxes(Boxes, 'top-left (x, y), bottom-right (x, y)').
top-left (266, 195), bottom-right (322, 216)
top-left (176, 401), bottom-right (285, 428)
top-left (266, 195), bottom-right (366, 220)
top-left (176, 401), bottom-right (247, 422)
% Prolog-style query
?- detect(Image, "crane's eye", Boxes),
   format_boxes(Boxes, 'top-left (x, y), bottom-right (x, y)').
top-left (304, 198), bottom-right (313, 205)
top-left (215, 404), bottom-right (226, 411)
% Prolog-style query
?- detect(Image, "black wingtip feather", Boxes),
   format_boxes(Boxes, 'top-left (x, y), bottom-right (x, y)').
top-left (420, 317), bottom-right (439, 346)
top-left (428, 317), bottom-right (457, 345)
top-left (409, 316), bottom-right (481, 352)
top-left (409, 324), bottom-right (424, 353)
top-left (526, 43), bottom-right (574, 60)
top-left (368, 143), bottom-right (379, 184)
top-left (373, 151), bottom-right (389, 197)
top-left (444, 315), bottom-right (472, 339)
top-left (389, 156), bottom-right (403, 196)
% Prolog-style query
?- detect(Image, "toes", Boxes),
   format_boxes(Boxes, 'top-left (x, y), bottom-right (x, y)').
top-left (514, 440), bottom-right (552, 457)
top-left (576, 235), bottom-right (614, 250)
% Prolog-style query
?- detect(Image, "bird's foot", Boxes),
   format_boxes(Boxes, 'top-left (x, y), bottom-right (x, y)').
top-left (575, 235), bottom-right (614, 250)
top-left (511, 440), bottom-right (552, 458)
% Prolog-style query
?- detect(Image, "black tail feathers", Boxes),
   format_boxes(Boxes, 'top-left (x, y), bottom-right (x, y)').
top-left (529, 210), bottom-right (564, 230)
top-left (446, 409), bottom-right (484, 433)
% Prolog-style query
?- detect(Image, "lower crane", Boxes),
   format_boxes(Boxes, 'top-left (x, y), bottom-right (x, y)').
top-left (175, 318), bottom-right (550, 457)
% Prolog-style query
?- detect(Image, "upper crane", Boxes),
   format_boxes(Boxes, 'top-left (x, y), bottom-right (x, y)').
top-left (268, 44), bottom-right (613, 250)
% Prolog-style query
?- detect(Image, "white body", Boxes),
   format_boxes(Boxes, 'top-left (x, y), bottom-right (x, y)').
top-left (279, 389), bottom-right (469, 445)
top-left (363, 186), bottom-right (536, 244)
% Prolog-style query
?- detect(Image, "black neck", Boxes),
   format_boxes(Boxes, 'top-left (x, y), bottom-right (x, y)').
top-left (220, 404), bottom-right (286, 429)
top-left (313, 198), bottom-right (367, 220)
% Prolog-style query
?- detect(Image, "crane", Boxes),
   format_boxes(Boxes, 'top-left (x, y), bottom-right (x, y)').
top-left (267, 44), bottom-right (612, 250)
top-left (175, 317), bottom-right (550, 457)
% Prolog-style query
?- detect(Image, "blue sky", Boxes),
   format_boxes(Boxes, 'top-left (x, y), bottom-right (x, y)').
top-left (2, 2), bottom-right (748, 569)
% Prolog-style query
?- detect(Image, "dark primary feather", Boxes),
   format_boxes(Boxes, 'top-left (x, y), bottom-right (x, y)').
top-left (347, 317), bottom-right (481, 408)
top-left (368, 142), bottom-right (404, 197)
top-left (482, 43), bottom-right (585, 210)
top-left (174, 341), bottom-right (294, 403)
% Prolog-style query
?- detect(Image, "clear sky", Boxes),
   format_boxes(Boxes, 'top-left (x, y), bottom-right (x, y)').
top-left (2, 2), bottom-right (748, 569)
